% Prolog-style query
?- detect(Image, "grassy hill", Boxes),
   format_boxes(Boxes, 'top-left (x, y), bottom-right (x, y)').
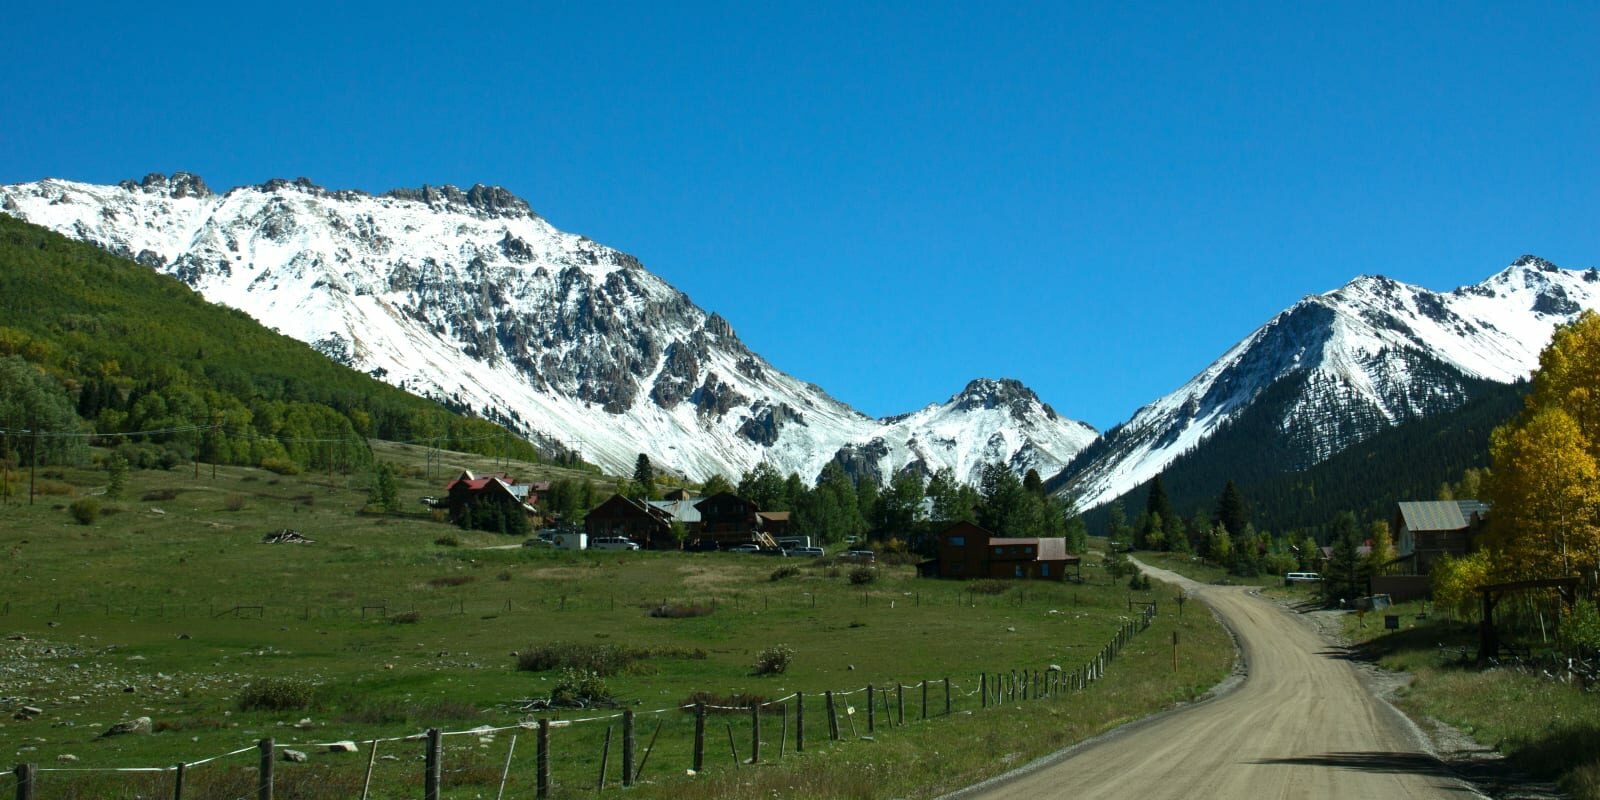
top-left (0, 213), bottom-right (587, 473)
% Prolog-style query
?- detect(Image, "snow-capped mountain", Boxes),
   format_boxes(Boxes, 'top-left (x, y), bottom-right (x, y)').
top-left (1057, 256), bottom-right (1600, 510)
top-left (0, 173), bottom-right (1096, 484)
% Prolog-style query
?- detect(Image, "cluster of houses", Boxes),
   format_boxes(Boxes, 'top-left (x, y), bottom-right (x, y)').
top-left (436, 469), bottom-right (1486, 595)
top-left (435, 470), bottom-right (1083, 582)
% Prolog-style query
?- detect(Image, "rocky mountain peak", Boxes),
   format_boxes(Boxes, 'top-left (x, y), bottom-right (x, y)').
top-left (1511, 254), bottom-right (1558, 272)
top-left (382, 183), bottom-right (535, 219)
top-left (953, 378), bottom-right (1059, 421)
top-left (119, 171), bottom-right (211, 199)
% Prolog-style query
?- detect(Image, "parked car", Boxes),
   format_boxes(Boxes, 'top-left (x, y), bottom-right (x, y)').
top-left (841, 549), bottom-right (876, 563)
top-left (591, 536), bottom-right (641, 551)
top-left (1284, 572), bottom-right (1321, 585)
top-left (725, 543), bottom-right (761, 554)
top-left (756, 548), bottom-right (789, 557)
top-left (790, 546), bottom-right (825, 558)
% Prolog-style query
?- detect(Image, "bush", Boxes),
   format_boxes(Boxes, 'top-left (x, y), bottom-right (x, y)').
top-left (549, 668), bottom-right (611, 704)
top-left (428, 575), bottom-right (476, 588)
top-left (649, 603), bottom-right (713, 619)
top-left (1561, 599), bottom-right (1600, 656)
top-left (68, 498), bottom-right (100, 525)
top-left (971, 580), bottom-right (1011, 595)
top-left (848, 566), bottom-right (877, 585)
top-left (237, 678), bottom-right (314, 712)
top-left (259, 457), bottom-right (302, 476)
top-left (223, 494), bottom-right (246, 511)
top-left (769, 565), bottom-right (801, 582)
top-left (141, 488), bottom-right (181, 502)
top-left (434, 534), bottom-right (460, 547)
top-left (516, 642), bottom-right (636, 675)
top-left (753, 644), bottom-right (793, 676)
top-left (1128, 573), bottom-right (1152, 590)
top-left (389, 610), bottom-right (422, 624)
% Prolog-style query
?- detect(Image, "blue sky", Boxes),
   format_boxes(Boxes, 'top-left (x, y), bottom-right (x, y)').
top-left (3, 1), bottom-right (1596, 430)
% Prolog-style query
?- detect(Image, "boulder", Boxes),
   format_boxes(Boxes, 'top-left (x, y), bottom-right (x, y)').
top-left (100, 716), bottom-right (152, 737)
top-left (326, 741), bottom-right (359, 753)
top-left (280, 749), bottom-right (308, 763)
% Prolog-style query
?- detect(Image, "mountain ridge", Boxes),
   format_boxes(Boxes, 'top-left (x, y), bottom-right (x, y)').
top-left (0, 173), bottom-right (1098, 486)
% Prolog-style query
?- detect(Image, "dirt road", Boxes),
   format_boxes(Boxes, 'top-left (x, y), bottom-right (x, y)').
top-left (952, 560), bottom-right (1483, 800)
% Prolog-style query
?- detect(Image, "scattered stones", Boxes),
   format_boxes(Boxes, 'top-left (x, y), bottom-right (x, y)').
top-left (15, 706), bottom-right (43, 720)
top-left (280, 749), bottom-right (308, 763)
top-left (100, 716), bottom-right (152, 738)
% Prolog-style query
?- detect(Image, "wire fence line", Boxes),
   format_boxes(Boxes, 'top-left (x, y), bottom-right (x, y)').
top-left (10, 605), bottom-right (1160, 798)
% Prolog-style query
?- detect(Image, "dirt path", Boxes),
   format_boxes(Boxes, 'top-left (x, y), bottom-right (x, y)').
top-left (951, 559), bottom-right (1486, 800)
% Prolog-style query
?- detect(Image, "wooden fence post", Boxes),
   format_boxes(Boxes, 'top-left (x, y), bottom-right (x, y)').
top-left (496, 735), bottom-right (517, 800)
top-left (825, 691), bottom-right (839, 740)
top-left (981, 673), bottom-right (988, 709)
top-left (725, 723), bottom-right (740, 767)
top-left (795, 692), bottom-right (805, 752)
top-left (944, 677), bottom-right (951, 715)
top-left (425, 727), bottom-right (442, 800)
top-left (622, 709), bottom-right (636, 787)
top-left (536, 719), bottom-right (550, 799)
top-left (866, 685), bottom-right (875, 733)
top-left (921, 680), bottom-right (928, 720)
top-left (693, 703), bottom-right (706, 772)
top-left (15, 763), bottom-right (35, 800)
top-left (597, 726), bottom-right (612, 791)
top-left (172, 762), bottom-right (186, 800)
top-left (257, 738), bottom-right (274, 800)
top-left (897, 683), bottom-right (905, 725)
top-left (750, 703), bottom-right (761, 764)
top-left (779, 705), bottom-right (788, 758)
top-left (360, 739), bottom-right (379, 800)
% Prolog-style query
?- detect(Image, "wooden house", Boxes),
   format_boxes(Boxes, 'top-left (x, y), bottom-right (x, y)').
top-left (692, 492), bottom-right (778, 548)
top-left (442, 471), bottom-right (538, 524)
top-left (585, 494), bottom-right (676, 549)
top-left (925, 521), bottom-right (1079, 581)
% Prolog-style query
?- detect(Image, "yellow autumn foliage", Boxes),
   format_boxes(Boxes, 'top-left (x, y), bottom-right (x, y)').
top-left (1431, 551), bottom-right (1491, 620)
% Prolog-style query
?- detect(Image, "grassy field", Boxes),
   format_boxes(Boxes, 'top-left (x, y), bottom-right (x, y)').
top-left (0, 445), bottom-right (1234, 798)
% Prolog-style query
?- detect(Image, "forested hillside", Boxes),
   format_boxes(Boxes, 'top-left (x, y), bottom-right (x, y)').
top-left (1079, 378), bottom-right (1525, 540)
top-left (0, 215), bottom-right (583, 472)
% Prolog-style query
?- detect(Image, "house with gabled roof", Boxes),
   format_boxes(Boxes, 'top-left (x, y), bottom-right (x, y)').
top-left (442, 470), bottom-right (538, 525)
top-left (586, 494), bottom-right (677, 549)
top-left (1391, 499), bottom-right (1488, 575)
top-left (924, 521), bottom-right (1080, 581)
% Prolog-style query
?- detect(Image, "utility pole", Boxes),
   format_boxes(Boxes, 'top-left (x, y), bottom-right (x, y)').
top-left (29, 417), bottom-right (37, 506)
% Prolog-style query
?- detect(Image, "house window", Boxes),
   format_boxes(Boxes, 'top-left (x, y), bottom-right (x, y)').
top-left (994, 547), bottom-right (1003, 556)
top-left (1042, 563), bottom-right (1050, 577)
top-left (1014, 565), bottom-right (1022, 578)
top-left (1024, 546), bottom-right (1034, 554)
top-left (950, 536), bottom-right (965, 547)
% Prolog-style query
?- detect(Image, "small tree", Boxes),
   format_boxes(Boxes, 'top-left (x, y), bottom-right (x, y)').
top-left (368, 461), bottom-right (399, 512)
top-left (1322, 513), bottom-right (1368, 606)
top-left (105, 452), bottom-right (129, 500)
top-left (632, 454), bottom-right (657, 501)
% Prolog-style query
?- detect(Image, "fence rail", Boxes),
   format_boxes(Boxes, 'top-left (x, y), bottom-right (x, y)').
top-left (10, 606), bottom-right (1159, 798)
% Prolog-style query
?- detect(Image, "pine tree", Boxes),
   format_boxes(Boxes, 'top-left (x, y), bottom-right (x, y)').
top-left (632, 454), bottom-right (657, 500)
top-left (1146, 475), bottom-right (1176, 542)
top-left (1323, 512), bottom-right (1367, 605)
top-left (701, 473), bottom-right (734, 497)
top-left (1023, 468), bottom-right (1044, 495)
top-left (1216, 480), bottom-right (1249, 537)
top-left (105, 452), bottom-right (129, 500)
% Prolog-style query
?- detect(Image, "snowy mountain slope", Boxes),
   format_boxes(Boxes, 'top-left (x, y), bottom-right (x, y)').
top-left (1056, 256), bottom-right (1600, 510)
top-left (0, 173), bottom-right (1097, 484)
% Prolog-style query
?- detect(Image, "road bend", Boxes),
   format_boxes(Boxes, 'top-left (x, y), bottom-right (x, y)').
top-left (951, 559), bottom-right (1483, 800)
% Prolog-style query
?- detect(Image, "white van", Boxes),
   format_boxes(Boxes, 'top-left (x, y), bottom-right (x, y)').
top-left (1285, 572), bottom-right (1321, 584)
top-left (591, 536), bottom-right (640, 551)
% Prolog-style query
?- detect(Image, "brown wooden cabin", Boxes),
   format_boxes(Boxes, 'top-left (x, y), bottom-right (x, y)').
top-left (692, 492), bottom-right (779, 548)
top-left (585, 494), bottom-right (676, 549)
top-left (925, 521), bottom-right (1079, 581)
top-left (442, 471), bottom-right (538, 524)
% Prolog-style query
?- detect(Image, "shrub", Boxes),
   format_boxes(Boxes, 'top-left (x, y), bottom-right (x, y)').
top-left (1561, 599), bottom-right (1600, 656)
top-left (649, 603), bottom-right (713, 619)
top-left (34, 480), bottom-right (75, 496)
top-left (389, 610), bottom-right (422, 624)
top-left (222, 494), bottom-right (246, 511)
top-left (769, 565), bottom-right (801, 582)
top-left (237, 678), bottom-right (314, 712)
top-left (1128, 573), bottom-right (1152, 591)
top-left (753, 644), bottom-right (793, 676)
top-left (848, 566), bottom-right (877, 585)
top-left (259, 457), bottom-right (301, 476)
top-left (971, 580), bottom-right (1010, 595)
top-left (549, 668), bottom-right (611, 704)
top-left (68, 498), bottom-right (100, 525)
top-left (428, 575), bottom-right (476, 588)
top-left (516, 642), bottom-right (635, 675)
top-left (434, 534), bottom-right (460, 547)
top-left (141, 488), bottom-right (181, 501)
